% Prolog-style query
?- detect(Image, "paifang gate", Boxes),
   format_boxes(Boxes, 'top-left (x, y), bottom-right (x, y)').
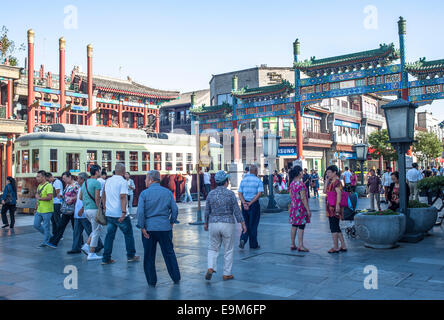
top-left (190, 17), bottom-right (444, 163)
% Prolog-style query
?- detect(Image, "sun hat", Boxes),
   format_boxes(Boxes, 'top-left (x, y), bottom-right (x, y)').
top-left (215, 170), bottom-right (229, 183)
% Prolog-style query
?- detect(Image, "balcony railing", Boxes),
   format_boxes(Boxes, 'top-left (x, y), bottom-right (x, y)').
top-left (363, 112), bottom-right (385, 122)
top-left (329, 105), bottom-right (362, 118)
top-left (303, 131), bottom-right (332, 141)
top-left (333, 132), bottom-right (363, 144)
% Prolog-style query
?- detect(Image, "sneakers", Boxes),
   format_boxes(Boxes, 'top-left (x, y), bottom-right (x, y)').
top-left (81, 244), bottom-right (90, 255)
top-left (239, 240), bottom-right (245, 249)
top-left (87, 253), bottom-right (103, 261)
top-left (127, 256), bottom-right (140, 263)
top-left (46, 243), bottom-right (57, 249)
top-left (223, 275), bottom-right (234, 281)
top-left (205, 268), bottom-right (215, 281)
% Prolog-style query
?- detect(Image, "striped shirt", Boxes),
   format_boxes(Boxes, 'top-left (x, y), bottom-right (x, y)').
top-left (238, 174), bottom-right (264, 201)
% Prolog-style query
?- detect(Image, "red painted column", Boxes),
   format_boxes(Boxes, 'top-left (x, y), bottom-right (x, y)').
top-left (295, 102), bottom-right (303, 160)
top-left (118, 101), bottom-right (123, 128)
top-left (107, 110), bottom-right (112, 126)
top-left (27, 29), bottom-right (35, 133)
top-left (143, 106), bottom-right (148, 128)
top-left (7, 79), bottom-right (13, 118)
top-left (232, 120), bottom-right (239, 162)
top-left (59, 37), bottom-right (66, 123)
top-left (155, 109), bottom-right (160, 133)
top-left (6, 134), bottom-right (13, 177)
top-left (132, 113), bottom-right (137, 129)
top-left (87, 44), bottom-right (93, 126)
top-left (41, 107), bottom-right (46, 123)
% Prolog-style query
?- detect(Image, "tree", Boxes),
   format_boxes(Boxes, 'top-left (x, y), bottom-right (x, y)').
top-left (368, 129), bottom-right (398, 162)
top-left (0, 26), bottom-right (25, 66)
top-left (413, 131), bottom-right (442, 166)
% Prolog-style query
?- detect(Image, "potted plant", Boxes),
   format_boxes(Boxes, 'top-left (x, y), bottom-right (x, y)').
top-left (354, 209), bottom-right (406, 249)
top-left (400, 200), bottom-right (438, 242)
top-left (417, 176), bottom-right (444, 205)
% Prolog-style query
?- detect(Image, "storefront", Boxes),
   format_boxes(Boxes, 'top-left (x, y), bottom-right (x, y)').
top-left (334, 151), bottom-right (357, 172)
top-left (277, 145), bottom-right (298, 170)
top-left (303, 149), bottom-right (325, 174)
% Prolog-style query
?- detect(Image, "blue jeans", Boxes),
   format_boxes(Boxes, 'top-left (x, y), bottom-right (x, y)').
top-left (183, 187), bottom-right (192, 203)
top-left (240, 201), bottom-right (261, 248)
top-left (72, 218), bottom-right (104, 252)
top-left (34, 212), bottom-right (52, 245)
top-left (102, 216), bottom-right (136, 263)
top-left (142, 230), bottom-right (180, 286)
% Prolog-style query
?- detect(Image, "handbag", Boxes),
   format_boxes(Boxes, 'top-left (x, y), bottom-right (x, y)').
top-left (85, 180), bottom-right (107, 226)
top-left (60, 187), bottom-right (75, 215)
top-left (4, 185), bottom-right (14, 205)
top-left (327, 190), bottom-right (349, 207)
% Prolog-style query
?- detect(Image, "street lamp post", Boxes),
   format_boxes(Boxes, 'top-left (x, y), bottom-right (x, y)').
top-left (381, 98), bottom-right (417, 216)
top-left (263, 133), bottom-right (281, 213)
top-left (353, 143), bottom-right (369, 186)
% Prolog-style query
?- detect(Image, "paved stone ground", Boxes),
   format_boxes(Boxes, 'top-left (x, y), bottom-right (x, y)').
top-left (1, 195), bottom-right (444, 300)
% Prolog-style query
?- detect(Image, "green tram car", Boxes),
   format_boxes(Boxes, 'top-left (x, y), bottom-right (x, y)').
top-left (14, 124), bottom-right (223, 213)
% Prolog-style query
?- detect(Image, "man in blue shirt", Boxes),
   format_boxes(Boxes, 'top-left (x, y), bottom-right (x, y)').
top-left (238, 165), bottom-right (264, 249)
top-left (137, 170), bottom-right (180, 287)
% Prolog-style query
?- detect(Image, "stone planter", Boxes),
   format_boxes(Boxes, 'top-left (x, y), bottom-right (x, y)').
top-left (259, 197), bottom-right (269, 212)
top-left (401, 206), bottom-right (438, 242)
top-left (274, 193), bottom-right (291, 210)
top-left (355, 185), bottom-right (367, 197)
top-left (354, 213), bottom-right (406, 249)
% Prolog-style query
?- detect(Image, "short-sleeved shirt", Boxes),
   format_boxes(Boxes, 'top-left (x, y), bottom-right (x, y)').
top-left (82, 178), bottom-right (101, 210)
top-left (203, 172), bottom-right (211, 185)
top-left (97, 178), bottom-right (106, 197)
top-left (127, 179), bottom-right (135, 196)
top-left (74, 188), bottom-right (85, 219)
top-left (104, 175), bottom-right (129, 218)
top-left (37, 182), bottom-right (54, 213)
top-left (342, 171), bottom-right (352, 184)
top-left (238, 174), bottom-right (264, 202)
top-left (52, 179), bottom-right (63, 205)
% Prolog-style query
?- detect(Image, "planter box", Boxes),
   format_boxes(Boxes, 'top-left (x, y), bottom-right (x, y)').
top-left (274, 193), bottom-right (291, 210)
top-left (354, 213), bottom-right (406, 249)
top-left (259, 197), bottom-right (269, 212)
top-left (401, 206), bottom-right (438, 242)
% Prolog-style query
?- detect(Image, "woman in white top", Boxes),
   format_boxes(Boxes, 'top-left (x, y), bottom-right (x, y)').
top-left (183, 171), bottom-right (193, 203)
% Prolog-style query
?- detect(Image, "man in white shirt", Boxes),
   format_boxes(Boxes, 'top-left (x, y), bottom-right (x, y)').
top-left (341, 167), bottom-right (352, 189)
top-left (47, 173), bottom-right (63, 236)
top-left (381, 168), bottom-right (392, 204)
top-left (203, 168), bottom-right (211, 199)
top-left (101, 163), bottom-right (140, 265)
top-left (125, 172), bottom-right (136, 216)
top-left (183, 171), bottom-right (193, 203)
top-left (406, 163), bottom-right (423, 201)
top-left (97, 169), bottom-right (107, 197)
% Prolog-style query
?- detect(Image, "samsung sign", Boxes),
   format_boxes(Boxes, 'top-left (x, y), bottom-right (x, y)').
top-left (278, 146), bottom-right (297, 157)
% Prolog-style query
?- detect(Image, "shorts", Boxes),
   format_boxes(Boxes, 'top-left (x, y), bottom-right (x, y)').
top-left (292, 224), bottom-right (306, 230)
top-left (328, 216), bottom-right (342, 233)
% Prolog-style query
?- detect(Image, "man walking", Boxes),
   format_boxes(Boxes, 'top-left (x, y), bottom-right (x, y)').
top-left (204, 171), bottom-right (247, 281)
top-left (203, 168), bottom-right (211, 199)
top-left (47, 173), bottom-right (63, 236)
top-left (342, 167), bottom-right (352, 191)
top-left (303, 169), bottom-right (311, 198)
top-left (367, 169), bottom-right (382, 211)
top-left (33, 170), bottom-right (54, 247)
top-left (238, 165), bottom-right (263, 250)
top-left (137, 170), bottom-right (180, 287)
top-left (406, 163), bottom-right (423, 201)
top-left (102, 163), bottom-right (140, 265)
top-left (125, 172), bottom-right (136, 216)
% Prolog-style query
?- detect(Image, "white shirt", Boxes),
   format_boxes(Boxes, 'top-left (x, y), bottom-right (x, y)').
top-left (203, 172), bottom-right (211, 185)
top-left (97, 177), bottom-right (106, 197)
top-left (342, 171), bottom-right (352, 184)
top-left (104, 175), bottom-right (129, 218)
top-left (382, 172), bottom-right (392, 187)
top-left (74, 188), bottom-right (85, 219)
top-left (406, 168), bottom-right (423, 183)
top-left (127, 179), bottom-right (135, 196)
top-left (185, 174), bottom-right (192, 188)
top-left (52, 179), bottom-right (63, 204)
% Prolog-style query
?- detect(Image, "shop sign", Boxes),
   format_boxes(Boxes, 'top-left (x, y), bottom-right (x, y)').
top-left (278, 146), bottom-right (297, 157)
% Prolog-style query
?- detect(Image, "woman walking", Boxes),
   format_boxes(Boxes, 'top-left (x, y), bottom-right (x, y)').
top-left (310, 170), bottom-right (320, 198)
top-left (182, 171), bottom-right (193, 203)
top-left (288, 166), bottom-right (312, 252)
top-left (324, 165), bottom-right (347, 254)
top-left (1, 177), bottom-right (17, 229)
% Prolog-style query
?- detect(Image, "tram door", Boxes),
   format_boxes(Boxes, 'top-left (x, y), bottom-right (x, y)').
top-left (66, 152), bottom-right (81, 173)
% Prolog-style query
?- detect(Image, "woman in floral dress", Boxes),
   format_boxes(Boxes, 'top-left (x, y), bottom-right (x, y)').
top-left (288, 166), bottom-right (312, 252)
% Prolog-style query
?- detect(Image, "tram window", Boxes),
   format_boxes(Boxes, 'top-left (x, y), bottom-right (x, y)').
top-left (116, 151), bottom-right (125, 166)
top-left (142, 152), bottom-right (150, 171)
top-left (102, 151), bottom-right (112, 172)
top-left (22, 150), bottom-right (30, 173)
top-left (67, 153), bottom-right (80, 172)
top-left (87, 150), bottom-right (98, 172)
top-left (176, 153), bottom-right (183, 172)
top-left (31, 149), bottom-right (39, 173)
top-left (16, 151), bottom-right (20, 173)
top-left (165, 153), bottom-right (173, 171)
top-left (129, 151), bottom-right (138, 171)
top-left (154, 152), bottom-right (162, 171)
top-left (50, 149), bottom-right (58, 173)
top-left (186, 153), bottom-right (193, 172)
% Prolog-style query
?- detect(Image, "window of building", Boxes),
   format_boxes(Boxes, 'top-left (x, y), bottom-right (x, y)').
top-left (87, 150), bottom-right (97, 172)
top-left (166, 153), bottom-right (173, 171)
top-left (154, 152), bottom-right (162, 171)
top-left (50, 149), bottom-right (57, 173)
top-left (22, 150), bottom-right (29, 173)
top-left (66, 153), bottom-right (80, 172)
top-left (176, 153), bottom-right (183, 172)
top-left (129, 151), bottom-right (138, 171)
top-left (313, 119), bottom-right (321, 133)
top-left (142, 152), bottom-right (150, 171)
top-left (186, 153), bottom-right (193, 172)
top-left (102, 151), bottom-right (112, 172)
top-left (116, 151), bottom-right (125, 166)
top-left (217, 93), bottom-right (233, 105)
top-left (31, 149), bottom-right (39, 173)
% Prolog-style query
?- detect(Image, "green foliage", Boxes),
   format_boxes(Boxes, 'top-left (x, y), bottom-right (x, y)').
top-left (368, 129), bottom-right (398, 162)
top-left (0, 26), bottom-right (25, 65)
top-left (417, 175), bottom-right (444, 193)
top-left (413, 131), bottom-right (442, 165)
top-left (408, 200), bottom-right (430, 208)
top-left (364, 209), bottom-right (399, 216)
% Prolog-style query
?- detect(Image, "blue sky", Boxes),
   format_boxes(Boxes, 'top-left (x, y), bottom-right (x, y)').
top-left (1, 0), bottom-right (443, 120)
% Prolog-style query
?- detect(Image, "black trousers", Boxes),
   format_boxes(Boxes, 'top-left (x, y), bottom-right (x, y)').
top-left (51, 203), bottom-right (62, 235)
top-left (1, 204), bottom-right (16, 227)
top-left (49, 214), bottom-right (74, 246)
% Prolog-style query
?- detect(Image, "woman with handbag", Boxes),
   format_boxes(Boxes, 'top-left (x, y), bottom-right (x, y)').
top-left (324, 165), bottom-right (347, 254)
top-left (1, 177), bottom-right (17, 229)
top-left (47, 172), bottom-right (79, 248)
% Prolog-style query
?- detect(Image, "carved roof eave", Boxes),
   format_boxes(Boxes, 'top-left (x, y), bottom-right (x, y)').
top-left (232, 80), bottom-right (295, 99)
top-left (406, 58), bottom-right (444, 79)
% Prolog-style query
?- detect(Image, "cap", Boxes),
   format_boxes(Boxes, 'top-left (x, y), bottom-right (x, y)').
top-left (215, 170), bottom-right (229, 184)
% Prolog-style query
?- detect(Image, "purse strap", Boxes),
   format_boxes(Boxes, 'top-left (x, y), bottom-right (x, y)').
top-left (84, 180), bottom-right (95, 202)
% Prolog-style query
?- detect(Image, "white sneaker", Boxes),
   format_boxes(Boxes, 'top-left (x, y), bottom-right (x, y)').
top-left (81, 244), bottom-right (90, 255)
top-left (87, 253), bottom-right (102, 261)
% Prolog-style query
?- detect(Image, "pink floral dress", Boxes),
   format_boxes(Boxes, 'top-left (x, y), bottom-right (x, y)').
top-left (289, 180), bottom-right (310, 225)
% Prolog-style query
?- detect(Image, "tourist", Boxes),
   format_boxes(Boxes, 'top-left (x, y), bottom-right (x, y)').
top-left (124, 172), bottom-right (136, 216)
top-left (102, 163), bottom-right (140, 265)
top-left (203, 168), bottom-right (211, 199)
top-left (204, 170), bottom-right (246, 281)
top-left (262, 168), bottom-right (269, 197)
top-left (324, 165), bottom-right (347, 253)
top-left (288, 166), bottom-right (312, 252)
top-left (242, 166), bottom-right (249, 179)
top-left (47, 173), bottom-right (63, 236)
top-left (302, 169), bottom-right (311, 198)
top-left (382, 168), bottom-right (392, 204)
top-left (367, 169), bottom-right (382, 211)
top-left (310, 169), bottom-right (320, 198)
top-left (1, 177), bottom-right (17, 229)
top-left (350, 170), bottom-right (358, 193)
top-left (388, 171), bottom-right (410, 211)
top-left (431, 166), bottom-right (438, 176)
top-left (406, 163), bottom-right (422, 201)
top-left (341, 167), bottom-right (352, 191)
top-left (136, 170), bottom-right (180, 287)
top-left (81, 165), bottom-right (104, 260)
top-left (97, 169), bottom-right (107, 197)
top-left (424, 166), bottom-right (433, 178)
top-left (47, 172), bottom-right (79, 248)
top-left (238, 165), bottom-right (264, 250)
top-left (281, 168), bottom-right (288, 187)
top-left (438, 166), bottom-right (443, 176)
top-left (182, 171), bottom-right (193, 203)
top-left (33, 171), bottom-right (54, 247)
